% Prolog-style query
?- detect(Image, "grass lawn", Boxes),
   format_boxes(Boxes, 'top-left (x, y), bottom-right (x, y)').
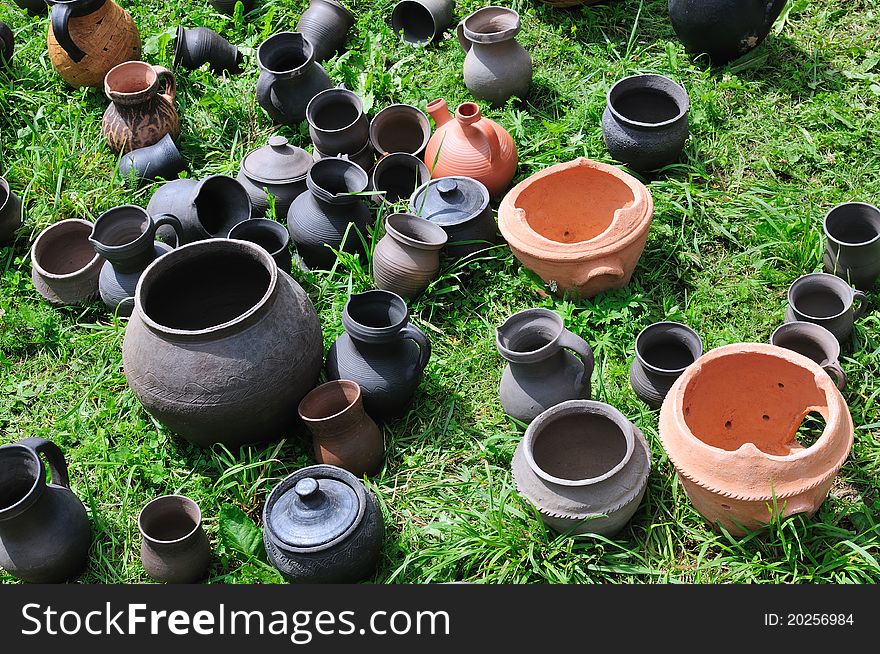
top-left (1, 0), bottom-right (879, 584)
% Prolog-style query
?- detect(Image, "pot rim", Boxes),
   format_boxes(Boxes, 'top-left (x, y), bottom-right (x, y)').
top-left (462, 6), bottom-right (521, 44)
top-left (823, 201), bottom-right (880, 247)
top-left (634, 321), bottom-right (703, 375)
top-left (606, 74), bottom-right (690, 130)
top-left (298, 379), bottom-right (361, 423)
top-left (369, 103), bottom-right (431, 156)
top-left (257, 31), bottom-right (314, 76)
top-left (103, 60), bottom-right (160, 101)
top-left (372, 153), bottom-right (430, 205)
top-left (306, 87), bottom-right (365, 135)
top-left (787, 272), bottom-right (856, 321)
top-left (228, 218), bottom-right (291, 257)
top-left (391, 1), bottom-right (439, 46)
top-left (770, 321), bottom-right (840, 362)
top-left (137, 494), bottom-right (203, 545)
top-left (89, 204), bottom-right (153, 256)
top-left (342, 289), bottom-right (410, 338)
top-left (31, 219), bottom-right (103, 280)
top-left (0, 443), bottom-right (43, 521)
top-left (495, 307), bottom-right (564, 362)
top-left (384, 212), bottom-right (448, 250)
top-left (172, 24), bottom-right (186, 67)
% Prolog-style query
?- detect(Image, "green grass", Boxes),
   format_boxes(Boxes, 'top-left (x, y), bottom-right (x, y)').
top-left (1, 0), bottom-right (879, 584)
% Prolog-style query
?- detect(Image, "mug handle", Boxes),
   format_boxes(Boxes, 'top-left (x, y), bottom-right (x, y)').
top-left (557, 329), bottom-right (595, 387)
top-left (851, 290), bottom-right (867, 319)
top-left (822, 361), bottom-right (848, 391)
top-left (400, 324), bottom-right (431, 372)
top-left (51, 2), bottom-right (86, 62)
top-left (154, 66), bottom-right (177, 103)
top-left (152, 212), bottom-right (184, 247)
top-left (19, 437), bottom-right (70, 489)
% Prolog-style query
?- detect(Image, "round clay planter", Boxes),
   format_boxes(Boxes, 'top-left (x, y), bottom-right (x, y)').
top-left (31, 219), bottom-right (104, 306)
top-left (138, 495), bottom-right (211, 584)
top-left (498, 158), bottom-right (653, 298)
top-left (373, 213), bottom-right (447, 299)
top-left (629, 321), bottom-right (702, 409)
top-left (658, 343), bottom-right (854, 536)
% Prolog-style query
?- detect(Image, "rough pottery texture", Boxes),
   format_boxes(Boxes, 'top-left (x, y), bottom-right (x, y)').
top-left (31, 218), bottom-right (104, 306)
top-left (295, 0), bottom-right (355, 63)
top-left (373, 213), bottom-right (448, 298)
top-left (498, 158), bottom-right (653, 298)
top-left (658, 343), bottom-right (854, 536)
top-left (0, 177), bottom-right (23, 245)
top-left (138, 495), bottom-right (211, 584)
top-left (823, 202), bottom-right (880, 291)
top-left (784, 272), bottom-right (867, 345)
top-left (629, 322), bottom-right (703, 409)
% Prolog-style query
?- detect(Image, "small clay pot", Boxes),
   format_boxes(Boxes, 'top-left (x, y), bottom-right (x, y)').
top-left (785, 272), bottom-right (867, 345)
top-left (0, 22), bottom-right (14, 66)
top-left (138, 495), bottom-right (211, 584)
top-left (391, 0), bottom-right (454, 46)
top-left (373, 213), bottom-right (447, 298)
top-left (209, 0), bottom-right (254, 14)
top-left (314, 140), bottom-right (375, 174)
top-left (295, 0), bottom-right (355, 63)
top-left (0, 176), bottom-right (23, 245)
top-left (31, 219), bottom-right (104, 306)
top-left (629, 322), bottom-right (702, 409)
top-left (118, 134), bottom-right (187, 186)
top-left (307, 86), bottom-right (370, 155)
top-left (369, 104), bottom-right (431, 157)
top-left (173, 25), bottom-right (243, 74)
top-left (770, 322), bottom-right (846, 390)
top-left (228, 218), bottom-right (293, 272)
top-left (237, 135), bottom-right (312, 219)
top-left (823, 202), bottom-right (880, 291)
top-left (371, 152), bottom-right (430, 204)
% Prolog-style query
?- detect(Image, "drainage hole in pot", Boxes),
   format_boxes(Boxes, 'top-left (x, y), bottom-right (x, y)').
top-left (720, 504), bottom-right (731, 511)
top-left (724, 420), bottom-right (732, 429)
top-left (532, 414), bottom-right (627, 481)
top-left (778, 382), bottom-right (785, 389)
top-left (762, 415), bottom-right (770, 421)
top-left (794, 411), bottom-right (826, 449)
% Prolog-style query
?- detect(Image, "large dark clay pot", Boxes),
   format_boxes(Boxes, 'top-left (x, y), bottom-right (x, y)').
top-left (409, 176), bottom-right (496, 258)
top-left (306, 86), bottom-right (370, 156)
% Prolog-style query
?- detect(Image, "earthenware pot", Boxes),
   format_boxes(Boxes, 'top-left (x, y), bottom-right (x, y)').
top-left (629, 322), bottom-right (702, 409)
top-left (602, 74), bottom-right (690, 173)
top-left (31, 219), bottom-right (104, 305)
top-left (237, 136), bottom-right (312, 218)
top-left (785, 272), bottom-right (867, 345)
top-left (371, 153), bottom-right (430, 204)
top-left (369, 104), bottom-right (431, 157)
top-left (122, 239), bottom-right (323, 447)
top-left (306, 86), bottom-right (370, 155)
top-left (295, 0), bottom-right (355, 63)
top-left (209, 0), bottom-right (255, 15)
top-left (392, 0), bottom-right (454, 46)
top-left (0, 438), bottom-right (90, 583)
top-left (496, 308), bottom-right (594, 424)
top-left (263, 464), bottom-right (383, 583)
top-left (373, 213), bottom-right (447, 298)
top-left (118, 134), bottom-right (187, 186)
top-left (102, 61), bottom-right (179, 154)
top-left (138, 495), bottom-right (211, 584)
top-left (228, 218), bottom-right (292, 272)
top-left (173, 25), bottom-right (242, 74)
top-left (0, 22), bottom-right (13, 66)
top-left (14, 0), bottom-right (48, 16)
top-left (409, 176), bottom-right (496, 258)
top-left (659, 343), bottom-right (853, 536)
top-left (287, 156), bottom-right (371, 269)
top-left (314, 140), bottom-right (375, 173)
top-left (512, 401), bottom-right (651, 536)
top-left (424, 98), bottom-right (517, 197)
top-left (326, 290), bottom-right (431, 420)
top-left (771, 322), bottom-right (847, 390)
top-left (47, 0), bottom-right (141, 88)
top-left (498, 158), bottom-right (654, 298)
top-left (0, 177), bottom-right (23, 245)
top-left (668, 0), bottom-right (787, 64)
top-left (298, 380), bottom-right (384, 477)
top-left (256, 32), bottom-right (332, 126)
top-left (823, 202), bottom-right (880, 291)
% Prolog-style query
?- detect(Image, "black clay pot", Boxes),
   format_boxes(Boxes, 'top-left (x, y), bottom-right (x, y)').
top-left (823, 202), bottom-right (880, 292)
top-left (0, 176), bottom-right (23, 245)
top-left (629, 321), bottom-right (702, 409)
top-left (409, 176), bottom-right (496, 258)
top-left (237, 135), bottom-right (312, 219)
top-left (228, 218), bottom-right (293, 272)
top-left (13, 0), bottom-right (48, 16)
top-left (0, 22), bottom-right (13, 66)
top-left (306, 86), bottom-right (370, 156)
top-left (209, 0), bottom-right (254, 14)
top-left (371, 152), bottom-right (430, 204)
top-left (138, 495), bottom-right (211, 584)
top-left (173, 25), bottom-right (242, 74)
top-left (295, 0), bottom-right (355, 63)
top-left (118, 134), bottom-right (187, 186)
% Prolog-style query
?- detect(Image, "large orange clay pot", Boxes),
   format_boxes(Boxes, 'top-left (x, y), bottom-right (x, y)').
top-left (498, 158), bottom-right (652, 298)
top-left (659, 343), bottom-right (853, 536)
top-left (423, 98), bottom-right (517, 198)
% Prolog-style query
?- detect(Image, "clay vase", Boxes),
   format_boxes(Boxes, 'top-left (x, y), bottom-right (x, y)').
top-left (457, 6), bottom-right (532, 107)
top-left (31, 219), bottom-right (104, 306)
top-left (391, 0), bottom-right (454, 46)
top-left (498, 158), bottom-right (654, 298)
top-left (326, 290), bottom-right (431, 420)
top-left (602, 74), bottom-right (690, 173)
top-left (512, 401), bottom-right (651, 537)
top-left (496, 308), bottom-right (594, 424)
top-left (256, 32), bottom-right (332, 127)
top-left (371, 152), bottom-right (430, 204)
top-left (770, 322), bottom-right (847, 390)
top-left (287, 156), bottom-right (372, 270)
top-left (424, 98), bottom-right (517, 198)
top-left (14, 0), bottom-right (49, 16)
top-left (138, 495), bottom-right (211, 584)
top-left (369, 104), bottom-right (431, 157)
top-left (629, 322), bottom-right (703, 409)
top-left (122, 239), bottom-right (323, 447)
top-left (263, 464), bottom-right (383, 583)
top-left (785, 272), bottom-right (867, 345)
top-left (118, 133), bottom-right (187, 186)
top-left (228, 218), bottom-right (292, 272)
top-left (0, 438), bottom-right (90, 583)
top-left (102, 61), bottom-right (179, 154)
top-left (173, 26), bottom-right (243, 74)
top-left (209, 0), bottom-right (255, 14)
top-left (0, 177), bottom-right (23, 245)
top-left (659, 343), bottom-right (853, 536)
top-left (373, 213), bottom-right (448, 298)
top-left (296, 0), bottom-right (355, 63)
top-left (0, 22), bottom-right (13, 66)
top-left (409, 176), bottom-right (496, 258)
top-left (89, 205), bottom-right (182, 317)
top-left (237, 136), bottom-right (312, 219)
top-left (298, 380), bottom-right (384, 477)
top-left (823, 202), bottom-right (880, 291)
top-left (668, 0), bottom-right (787, 64)
top-left (306, 86), bottom-right (370, 155)
top-left (47, 0), bottom-right (141, 89)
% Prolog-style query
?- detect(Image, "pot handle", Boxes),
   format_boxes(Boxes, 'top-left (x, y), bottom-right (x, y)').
top-left (574, 262), bottom-right (625, 288)
top-left (400, 323), bottom-right (432, 372)
top-left (851, 289), bottom-right (867, 319)
top-left (19, 437), bottom-right (70, 489)
top-left (51, 2), bottom-right (86, 63)
top-left (822, 360), bottom-right (848, 391)
top-left (154, 66), bottom-right (177, 103)
top-left (468, 119), bottom-right (501, 165)
top-left (152, 212), bottom-right (184, 247)
top-left (557, 329), bottom-right (595, 387)
top-left (456, 21), bottom-right (471, 54)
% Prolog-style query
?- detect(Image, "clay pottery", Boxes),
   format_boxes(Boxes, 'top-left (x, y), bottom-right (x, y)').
top-left (326, 290), bottom-right (431, 420)
top-left (256, 32), bottom-right (332, 127)
top-left (496, 308), bottom-right (594, 424)
top-left (629, 322), bottom-right (702, 409)
top-left (209, 0), bottom-right (255, 15)
top-left (31, 219), bottom-right (104, 306)
top-left (498, 158), bottom-right (654, 298)
top-left (298, 380), bottom-right (384, 477)
top-left (89, 205), bottom-right (182, 317)
top-left (512, 401), bottom-right (651, 536)
top-left (371, 152), bottom-right (430, 205)
top-left (602, 74), bottom-right (690, 173)
top-left (47, 0), bottom-right (141, 89)
top-left (409, 176), bottom-right (496, 258)
top-left (122, 239), bottom-right (323, 447)
top-left (146, 178), bottom-right (197, 245)
top-left (785, 272), bottom-right (867, 345)
top-left (0, 177), bottom-right (23, 245)
top-left (668, 0), bottom-right (787, 64)
top-left (138, 495), bottom-right (211, 584)
top-left (228, 218), bottom-right (292, 272)
top-left (373, 213), bottom-right (447, 298)
top-left (13, 0), bottom-right (49, 16)
top-left (391, 0), bottom-right (454, 46)
top-left (287, 156), bottom-right (371, 270)
top-left (118, 133), bottom-right (187, 186)
top-left (823, 202), bottom-right (880, 291)
top-left (102, 60), bottom-right (179, 154)
top-left (424, 98), bottom-right (518, 198)
top-left (306, 86), bottom-right (370, 155)
top-left (295, 0), bottom-right (355, 63)
top-left (0, 438), bottom-right (90, 583)
top-left (0, 22), bottom-right (13, 66)
top-left (314, 140), bottom-right (375, 174)
top-left (369, 104), bottom-right (431, 157)
top-left (263, 464), bottom-right (383, 583)
top-left (659, 343), bottom-right (853, 536)
top-left (173, 25), bottom-right (243, 74)
top-left (237, 136), bottom-right (312, 219)
top-left (771, 322), bottom-right (846, 390)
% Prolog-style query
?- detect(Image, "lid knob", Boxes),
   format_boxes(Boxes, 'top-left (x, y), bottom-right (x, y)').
top-left (268, 135), bottom-right (289, 149)
top-left (294, 477), bottom-right (320, 501)
top-left (437, 178), bottom-right (458, 196)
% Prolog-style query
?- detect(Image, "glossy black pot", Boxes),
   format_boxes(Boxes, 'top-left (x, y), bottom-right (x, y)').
top-left (295, 0), bottom-right (355, 63)
top-left (118, 134), bottom-right (187, 186)
top-left (173, 26), bottom-right (242, 74)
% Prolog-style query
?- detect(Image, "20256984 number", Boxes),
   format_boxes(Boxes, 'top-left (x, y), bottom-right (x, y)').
top-left (788, 614), bottom-right (854, 626)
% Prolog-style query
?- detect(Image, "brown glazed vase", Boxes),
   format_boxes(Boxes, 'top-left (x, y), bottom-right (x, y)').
top-left (138, 495), bottom-right (211, 584)
top-left (298, 380), bottom-right (384, 477)
top-left (373, 213), bottom-right (448, 299)
top-left (102, 61), bottom-right (179, 154)
top-left (659, 343), bottom-right (853, 536)
top-left (31, 219), bottom-right (104, 306)
top-left (498, 158), bottom-right (653, 298)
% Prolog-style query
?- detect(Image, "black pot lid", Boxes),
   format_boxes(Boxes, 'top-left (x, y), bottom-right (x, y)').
top-left (409, 176), bottom-right (490, 227)
top-left (241, 135), bottom-right (312, 185)
top-left (268, 473), bottom-right (361, 549)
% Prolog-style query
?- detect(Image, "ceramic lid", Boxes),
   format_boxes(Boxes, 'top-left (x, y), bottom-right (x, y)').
top-left (241, 135), bottom-right (312, 185)
top-left (268, 474), bottom-right (360, 549)
top-left (409, 176), bottom-right (489, 227)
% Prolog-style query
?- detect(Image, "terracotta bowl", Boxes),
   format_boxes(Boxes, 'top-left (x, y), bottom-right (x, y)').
top-left (31, 219), bottom-right (104, 306)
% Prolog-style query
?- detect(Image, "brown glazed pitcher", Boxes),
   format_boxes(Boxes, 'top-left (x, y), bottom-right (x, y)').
top-left (102, 61), bottom-right (180, 154)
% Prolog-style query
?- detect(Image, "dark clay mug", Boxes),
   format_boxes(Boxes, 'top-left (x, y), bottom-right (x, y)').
top-left (785, 272), bottom-right (867, 345)
top-left (770, 321), bottom-right (847, 390)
